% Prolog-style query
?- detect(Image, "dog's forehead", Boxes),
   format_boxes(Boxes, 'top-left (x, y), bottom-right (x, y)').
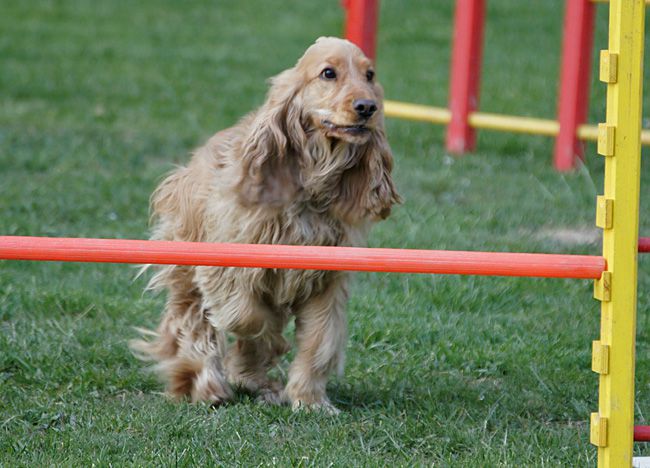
top-left (298, 37), bottom-right (371, 70)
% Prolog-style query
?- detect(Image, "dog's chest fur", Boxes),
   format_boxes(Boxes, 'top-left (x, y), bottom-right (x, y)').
top-left (195, 129), bottom-right (374, 314)
top-left (253, 205), bottom-right (351, 308)
top-left (198, 189), bottom-right (358, 313)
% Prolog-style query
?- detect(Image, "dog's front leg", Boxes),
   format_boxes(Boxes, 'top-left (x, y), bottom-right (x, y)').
top-left (285, 278), bottom-right (348, 414)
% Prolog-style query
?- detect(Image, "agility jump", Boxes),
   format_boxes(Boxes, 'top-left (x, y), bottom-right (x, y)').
top-left (0, 0), bottom-right (646, 466)
top-left (343, 0), bottom-right (646, 465)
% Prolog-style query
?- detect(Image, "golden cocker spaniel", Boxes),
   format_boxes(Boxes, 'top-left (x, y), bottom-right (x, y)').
top-left (132, 37), bottom-right (401, 413)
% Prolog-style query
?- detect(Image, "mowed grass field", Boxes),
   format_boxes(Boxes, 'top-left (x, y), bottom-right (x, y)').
top-left (2, 0), bottom-right (650, 465)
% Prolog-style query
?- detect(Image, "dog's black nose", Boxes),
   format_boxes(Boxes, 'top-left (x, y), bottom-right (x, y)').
top-left (353, 99), bottom-right (378, 119)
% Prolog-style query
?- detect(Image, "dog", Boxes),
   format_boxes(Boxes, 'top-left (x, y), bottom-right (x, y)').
top-left (131, 37), bottom-right (401, 413)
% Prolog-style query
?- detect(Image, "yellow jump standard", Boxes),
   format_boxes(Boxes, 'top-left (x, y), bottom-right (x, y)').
top-left (592, 0), bottom-right (645, 466)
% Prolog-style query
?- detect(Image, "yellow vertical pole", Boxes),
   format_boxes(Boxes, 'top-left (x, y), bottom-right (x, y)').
top-left (592, 0), bottom-right (645, 466)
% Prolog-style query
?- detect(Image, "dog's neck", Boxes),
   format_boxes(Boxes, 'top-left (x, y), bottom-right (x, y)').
top-left (299, 131), bottom-right (361, 191)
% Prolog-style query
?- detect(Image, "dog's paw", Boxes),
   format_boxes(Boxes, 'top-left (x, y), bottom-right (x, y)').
top-left (191, 368), bottom-right (234, 406)
top-left (255, 387), bottom-right (289, 406)
top-left (291, 399), bottom-right (341, 415)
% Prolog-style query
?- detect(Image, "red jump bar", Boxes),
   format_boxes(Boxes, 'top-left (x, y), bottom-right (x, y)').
top-left (0, 236), bottom-right (606, 279)
top-left (635, 425), bottom-right (650, 442)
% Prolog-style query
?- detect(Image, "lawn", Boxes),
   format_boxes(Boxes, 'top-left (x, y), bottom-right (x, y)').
top-left (1, 0), bottom-right (650, 465)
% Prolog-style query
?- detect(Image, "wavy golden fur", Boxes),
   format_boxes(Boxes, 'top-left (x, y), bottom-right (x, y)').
top-left (131, 37), bottom-right (401, 413)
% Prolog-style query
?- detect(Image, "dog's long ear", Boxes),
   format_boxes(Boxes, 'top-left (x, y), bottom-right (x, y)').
top-left (335, 128), bottom-right (402, 222)
top-left (236, 68), bottom-right (305, 207)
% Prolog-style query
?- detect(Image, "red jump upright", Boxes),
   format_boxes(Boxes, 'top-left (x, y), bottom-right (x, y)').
top-left (342, 0), bottom-right (379, 60)
top-left (554, 0), bottom-right (596, 171)
top-left (446, 0), bottom-right (486, 154)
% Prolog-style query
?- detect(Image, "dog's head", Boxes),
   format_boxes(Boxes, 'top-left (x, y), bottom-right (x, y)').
top-left (295, 36), bottom-right (383, 145)
top-left (238, 37), bottom-right (400, 220)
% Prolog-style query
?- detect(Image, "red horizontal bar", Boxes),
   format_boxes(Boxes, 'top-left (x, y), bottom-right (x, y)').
top-left (639, 237), bottom-right (650, 253)
top-left (0, 236), bottom-right (605, 279)
top-left (635, 425), bottom-right (650, 442)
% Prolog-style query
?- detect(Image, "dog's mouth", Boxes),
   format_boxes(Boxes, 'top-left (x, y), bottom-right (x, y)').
top-left (321, 120), bottom-right (370, 136)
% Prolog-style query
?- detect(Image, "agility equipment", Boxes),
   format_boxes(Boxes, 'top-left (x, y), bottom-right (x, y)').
top-left (341, 0), bottom-right (650, 171)
top-left (589, 0), bottom-right (644, 465)
top-left (0, 0), bottom-right (647, 465)
top-left (0, 236), bottom-right (607, 279)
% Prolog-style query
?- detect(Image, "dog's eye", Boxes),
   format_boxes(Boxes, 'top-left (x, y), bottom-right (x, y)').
top-left (366, 70), bottom-right (375, 82)
top-left (320, 67), bottom-right (337, 80)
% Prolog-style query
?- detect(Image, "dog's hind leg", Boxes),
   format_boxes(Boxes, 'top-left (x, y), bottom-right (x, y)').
top-left (134, 301), bottom-right (234, 405)
top-left (202, 286), bottom-right (289, 404)
top-left (161, 303), bottom-right (233, 405)
top-left (132, 266), bottom-right (234, 405)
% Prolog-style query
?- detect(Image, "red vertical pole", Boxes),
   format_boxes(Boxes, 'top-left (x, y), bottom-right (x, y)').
top-left (553, 0), bottom-right (596, 171)
top-left (446, 0), bottom-right (486, 154)
top-left (341, 0), bottom-right (379, 60)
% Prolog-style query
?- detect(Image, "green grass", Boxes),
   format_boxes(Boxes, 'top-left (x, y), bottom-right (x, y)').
top-left (1, 0), bottom-right (650, 465)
